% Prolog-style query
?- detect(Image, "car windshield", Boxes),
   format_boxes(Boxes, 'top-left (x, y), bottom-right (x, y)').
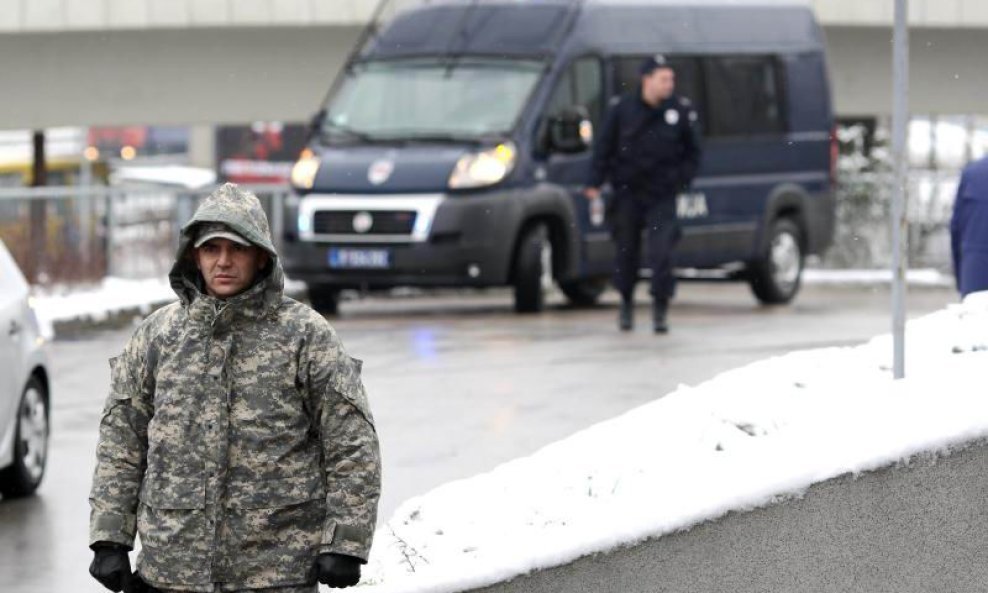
top-left (321, 58), bottom-right (543, 142)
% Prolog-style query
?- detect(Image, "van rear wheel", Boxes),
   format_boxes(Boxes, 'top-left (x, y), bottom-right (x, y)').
top-left (560, 278), bottom-right (607, 307)
top-left (308, 285), bottom-right (341, 316)
top-left (513, 223), bottom-right (552, 313)
top-left (748, 217), bottom-right (804, 305)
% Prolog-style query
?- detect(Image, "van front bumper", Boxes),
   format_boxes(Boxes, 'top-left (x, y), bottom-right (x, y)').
top-left (281, 191), bottom-right (521, 289)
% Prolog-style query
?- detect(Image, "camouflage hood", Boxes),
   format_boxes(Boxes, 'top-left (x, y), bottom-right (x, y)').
top-left (169, 183), bottom-right (284, 311)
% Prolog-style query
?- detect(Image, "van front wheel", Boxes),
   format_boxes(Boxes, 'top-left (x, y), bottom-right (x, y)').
top-left (748, 218), bottom-right (804, 305)
top-left (513, 223), bottom-right (552, 313)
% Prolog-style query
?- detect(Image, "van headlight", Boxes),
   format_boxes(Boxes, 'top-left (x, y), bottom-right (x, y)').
top-left (448, 142), bottom-right (517, 190)
top-left (291, 148), bottom-right (320, 190)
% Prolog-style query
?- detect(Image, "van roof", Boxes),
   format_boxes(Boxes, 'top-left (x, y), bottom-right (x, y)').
top-left (366, 1), bottom-right (823, 60)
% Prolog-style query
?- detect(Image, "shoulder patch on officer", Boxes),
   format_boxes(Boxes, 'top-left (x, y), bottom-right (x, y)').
top-left (665, 109), bottom-right (680, 125)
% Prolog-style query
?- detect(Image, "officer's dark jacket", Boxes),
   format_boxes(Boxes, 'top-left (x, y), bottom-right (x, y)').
top-left (590, 91), bottom-right (702, 197)
top-left (951, 156), bottom-right (988, 297)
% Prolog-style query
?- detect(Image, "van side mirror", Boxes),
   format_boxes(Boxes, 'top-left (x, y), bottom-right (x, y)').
top-left (547, 107), bottom-right (593, 154)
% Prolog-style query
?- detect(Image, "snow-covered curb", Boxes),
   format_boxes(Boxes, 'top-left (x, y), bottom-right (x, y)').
top-left (31, 276), bottom-right (307, 338)
top-left (359, 293), bottom-right (988, 593)
top-left (803, 267), bottom-right (952, 287)
top-left (30, 277), bottom-right (177, 339)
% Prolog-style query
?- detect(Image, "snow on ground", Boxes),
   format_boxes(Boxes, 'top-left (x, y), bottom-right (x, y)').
top-left (111, 165), bottom-right (217, 189)
top-left (359, 293), bottom-right (988, 593)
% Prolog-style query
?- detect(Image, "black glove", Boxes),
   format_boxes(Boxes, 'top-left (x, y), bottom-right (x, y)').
top-left (314, 553), bottom-right (362, 588)
top-left (89, 543), bottom-right (133, 593)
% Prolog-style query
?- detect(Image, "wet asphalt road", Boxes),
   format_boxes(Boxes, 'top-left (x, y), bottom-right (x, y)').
top-left (0, 283), bottom-right (958, 593)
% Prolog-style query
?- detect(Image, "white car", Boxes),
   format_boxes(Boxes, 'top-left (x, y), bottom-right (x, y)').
top-left (0, 239), bottom-right (50, 498)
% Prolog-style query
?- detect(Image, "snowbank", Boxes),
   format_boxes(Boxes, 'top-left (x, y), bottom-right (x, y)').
top-left (31, 277), bottom-right (177, 338)
top-left (31, 276), bottom-right (307, 338)
top-left (803, 267), bottom-right (952, 287)
top-left (359, 293), bottom-right (988, 593)
top-left (111, 165), bottom-right (217, 190)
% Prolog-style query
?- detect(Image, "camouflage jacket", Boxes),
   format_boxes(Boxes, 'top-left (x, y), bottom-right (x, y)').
top-left (89, 184), bottom-right (381, 591)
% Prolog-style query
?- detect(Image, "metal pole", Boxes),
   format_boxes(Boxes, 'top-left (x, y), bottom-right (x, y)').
top-left (891, 0), bottom-right (909, 379)
top-left (29, 131), bottom-right (48, 284)
top-left (80, 142), bottom-right (93, 274)
top-left (105, 187), bottom-right (115, 277)
top-left (271, 190), bottom-right (284, 254)
top-left (965, 115), bottom-right (976, 164)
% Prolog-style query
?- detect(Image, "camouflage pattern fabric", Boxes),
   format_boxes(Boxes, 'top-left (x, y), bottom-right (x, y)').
top-left (89, 183), bottom-right (381, 592)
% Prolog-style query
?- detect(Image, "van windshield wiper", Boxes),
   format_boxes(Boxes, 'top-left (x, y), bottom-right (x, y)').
top-left (319, 123), bottom-right (490, 146)
top-left (318, 121), bottom-right (376, 144)
top-left (373, 131), bottom-right (488, 145)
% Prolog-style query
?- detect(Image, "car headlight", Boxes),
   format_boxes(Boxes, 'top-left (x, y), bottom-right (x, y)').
top-left (291, 148), bottom-right (320, 190)
top-left (448, 142), bottom-right (517, 190)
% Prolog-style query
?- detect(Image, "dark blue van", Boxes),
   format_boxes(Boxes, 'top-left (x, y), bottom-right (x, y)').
top-left (282, 0), bottom-right (836, 314)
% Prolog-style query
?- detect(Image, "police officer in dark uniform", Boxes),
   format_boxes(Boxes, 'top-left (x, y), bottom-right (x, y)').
top-left (585, 55), bottom-right (702, 333)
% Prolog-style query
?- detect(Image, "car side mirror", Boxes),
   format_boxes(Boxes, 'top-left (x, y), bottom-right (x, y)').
top-left (548, 107), bottom-right (593, 154)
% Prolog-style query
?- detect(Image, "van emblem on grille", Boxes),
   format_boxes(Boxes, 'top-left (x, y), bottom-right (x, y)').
top-left (368, 159), bottom-right (395, 185)
top-left (353, 211), bottom-right (374, 234)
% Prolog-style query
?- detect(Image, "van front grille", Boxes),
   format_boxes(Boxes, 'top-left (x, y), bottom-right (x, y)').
top-left (312, 210), bottom-right (417, 235)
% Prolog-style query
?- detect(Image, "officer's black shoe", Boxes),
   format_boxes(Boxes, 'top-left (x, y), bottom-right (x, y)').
top-left (653, 300), bottom-right (669, 334)
top-left (619, 300), bottom-right (634, 331)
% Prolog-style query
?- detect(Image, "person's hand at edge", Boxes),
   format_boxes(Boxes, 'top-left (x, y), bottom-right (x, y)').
top-left (89, 542), bottom-right (133, 593)
top-left (315, 553), bottom-right (362, 588)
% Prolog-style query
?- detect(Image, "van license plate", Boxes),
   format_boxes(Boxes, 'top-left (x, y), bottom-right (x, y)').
top-left (328, 248), bottom-right (391, 269)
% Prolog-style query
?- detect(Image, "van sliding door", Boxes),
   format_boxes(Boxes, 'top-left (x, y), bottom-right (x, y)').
top-left (683, 54), bottom-right (790, 268)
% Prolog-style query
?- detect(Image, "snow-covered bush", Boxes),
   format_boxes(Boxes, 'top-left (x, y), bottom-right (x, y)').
top-left (825, 124), bottom-right (893, 269)
top-left (823, 122), bottom-right (956, 271)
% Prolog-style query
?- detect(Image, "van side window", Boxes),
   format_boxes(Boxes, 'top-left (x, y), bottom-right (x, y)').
top-left (575, 58), bottom-right (604, 130)
top-left (702, 56), bottom-right (786, 137)
top-left (546, 57), bottom-right (604, 133)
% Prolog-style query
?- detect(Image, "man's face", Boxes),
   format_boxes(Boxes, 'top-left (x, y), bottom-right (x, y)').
top-left (194, 238), bottom-right (268, 299)
top-left (642, 67), bottom-right (676, 104)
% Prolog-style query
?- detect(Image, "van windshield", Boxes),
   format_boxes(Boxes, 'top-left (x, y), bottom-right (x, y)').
top-left (321, 58), bottom-right (543, 143)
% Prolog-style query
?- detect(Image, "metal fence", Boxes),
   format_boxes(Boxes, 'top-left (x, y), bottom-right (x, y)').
top-left (0, 184), bottom-right (290, 287)
top-left (827, 168), bottom-right (958, 270)
top-left (0, 171), bottom-right (960, 288)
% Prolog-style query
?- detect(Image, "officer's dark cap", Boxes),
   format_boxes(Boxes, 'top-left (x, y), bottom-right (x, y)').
top-left (640, 54), bottom-right (672, 77)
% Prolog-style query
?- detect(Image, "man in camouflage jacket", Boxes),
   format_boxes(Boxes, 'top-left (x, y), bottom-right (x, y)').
top-left (88, 183), bottom-right (381, 593)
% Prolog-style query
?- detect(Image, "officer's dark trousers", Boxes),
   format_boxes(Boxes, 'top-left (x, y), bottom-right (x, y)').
top-left (610, 193), bottom-right (679, 302)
